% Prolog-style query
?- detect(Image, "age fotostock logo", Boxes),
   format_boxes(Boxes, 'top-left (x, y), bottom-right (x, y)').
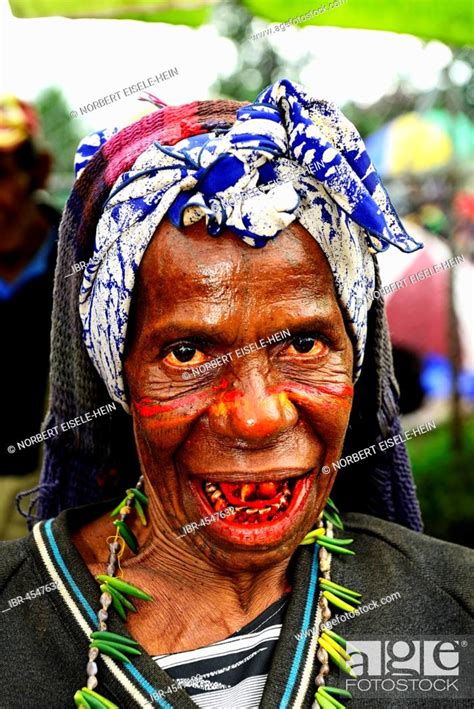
top-left (343, 637), bottom-right (473, 699)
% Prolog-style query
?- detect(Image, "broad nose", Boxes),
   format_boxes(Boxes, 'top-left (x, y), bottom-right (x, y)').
top-left (208, 371), bottom-right (298, 441)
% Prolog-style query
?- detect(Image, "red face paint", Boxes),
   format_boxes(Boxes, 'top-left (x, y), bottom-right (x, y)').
top-left (133, 379), bottom-right (233, 418)
top-left (133, 378), bottom-right (353, 425)
top-left (134, 393), bottom-right (207, 417)
top-left (269, 382), bottom-right (353, 400)
top-left (315, 383), bottom-right (353, 398)
top-left (221, 389), bottom-right (244, 403)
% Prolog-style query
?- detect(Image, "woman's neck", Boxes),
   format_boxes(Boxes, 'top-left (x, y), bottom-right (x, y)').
top-left (72, 501), bottom-right (290, 655)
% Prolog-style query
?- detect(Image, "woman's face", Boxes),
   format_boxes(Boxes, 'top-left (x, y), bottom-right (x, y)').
top-left (124, 219), bottom-right (354, 571)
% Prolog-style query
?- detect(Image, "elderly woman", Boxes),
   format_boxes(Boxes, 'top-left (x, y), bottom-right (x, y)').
top-left (2, 80), bottom-right (473, 709)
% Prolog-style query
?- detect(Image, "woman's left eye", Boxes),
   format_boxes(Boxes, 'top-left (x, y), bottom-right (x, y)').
top-left (286, 336), bottom-right (328, 358)
top-left (163, 344), bottom-right (207, 368)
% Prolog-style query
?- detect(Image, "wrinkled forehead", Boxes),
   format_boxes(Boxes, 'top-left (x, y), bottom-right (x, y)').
top-left (132, 218), bottom-right (339, 310)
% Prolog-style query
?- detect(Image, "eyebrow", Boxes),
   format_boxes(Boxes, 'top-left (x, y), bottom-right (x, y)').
top-left (140, 303), bottom-right (344, 351)
top-left (141, 323), bottom-right (231, 350)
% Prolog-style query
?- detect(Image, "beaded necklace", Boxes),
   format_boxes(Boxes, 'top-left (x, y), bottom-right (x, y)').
top-left (73, 481), bottom-right (360, 709)
top-left (73, 476), bottom-right (152, 709)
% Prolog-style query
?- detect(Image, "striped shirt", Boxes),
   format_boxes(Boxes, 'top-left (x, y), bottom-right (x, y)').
top-left (152, 596), bottom-right (289, 708)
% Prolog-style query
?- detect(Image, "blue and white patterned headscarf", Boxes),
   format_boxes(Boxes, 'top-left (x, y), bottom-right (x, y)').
top-left (77, 80), bottom-right (422, 412)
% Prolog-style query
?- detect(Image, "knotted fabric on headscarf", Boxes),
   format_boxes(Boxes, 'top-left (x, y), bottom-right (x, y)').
top-left (77, 79), bottom-right (422, 411)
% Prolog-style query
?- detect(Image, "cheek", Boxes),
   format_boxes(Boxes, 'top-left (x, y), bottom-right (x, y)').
top-left (269, 381), bottom-right (353, 407)
top-left (5, 176), bottom-right (30, 204)
top-left (132, 394), bottom-right (206, 454)
top-left (131, 379), bottom-right (230, 447)
top-left (133, 393), bottom-right (207, 418)
top-left (269, 381), bottom-right (353, 442)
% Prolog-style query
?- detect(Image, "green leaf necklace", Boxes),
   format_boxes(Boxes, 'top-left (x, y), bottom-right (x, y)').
top-left (72, 480), bottom-right (359, 709)
top-left (73, 476), bottom-right (152, 709)
top-left (301, 497), bottom-right (361, 708)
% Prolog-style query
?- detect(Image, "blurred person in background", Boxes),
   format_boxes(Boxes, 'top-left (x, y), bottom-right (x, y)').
top-left (391, 345), bottom-right (425, 414)
top-left (0, 95), bottom-right (59, 539)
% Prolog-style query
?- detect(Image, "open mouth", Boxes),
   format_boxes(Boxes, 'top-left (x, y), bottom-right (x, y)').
top-left (185, 468), bottom-right (318, 546)
top-left (203, 479), bottom-right (295, 524)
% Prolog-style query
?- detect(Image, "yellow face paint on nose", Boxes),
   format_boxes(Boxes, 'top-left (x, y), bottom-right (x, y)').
top-left (210, 400), bottom-right (230, 417)
top-left (210, 390), bottom-right (292, 416)
top-left (277, 391), bottom-right (290, 406)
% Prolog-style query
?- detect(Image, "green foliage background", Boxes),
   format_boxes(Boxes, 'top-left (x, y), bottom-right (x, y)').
top-left (406, 417), bottom-right (474, 546)
top-left (10, 0), bottom-right (474, 46)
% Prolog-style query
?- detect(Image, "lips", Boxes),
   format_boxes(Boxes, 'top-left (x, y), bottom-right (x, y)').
top-left (184, 468), bottom-right (317, 547)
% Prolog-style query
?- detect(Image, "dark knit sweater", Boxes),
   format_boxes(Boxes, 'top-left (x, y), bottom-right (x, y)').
top-left (1, 505), bottom-right (472, 709)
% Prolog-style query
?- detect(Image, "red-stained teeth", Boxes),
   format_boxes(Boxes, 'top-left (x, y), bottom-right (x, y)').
top-left (258, 482), bottom-right (278, 498)
top-left (202, 478), bottom-right (296, 523)
top-left (240, 483), bottom-right (256, 501)
top-left (258, 507), bottom-right (272, 522)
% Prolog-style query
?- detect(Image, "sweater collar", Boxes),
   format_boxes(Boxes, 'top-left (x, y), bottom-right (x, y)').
top-left (30, 501), bottom-right (322, 708)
